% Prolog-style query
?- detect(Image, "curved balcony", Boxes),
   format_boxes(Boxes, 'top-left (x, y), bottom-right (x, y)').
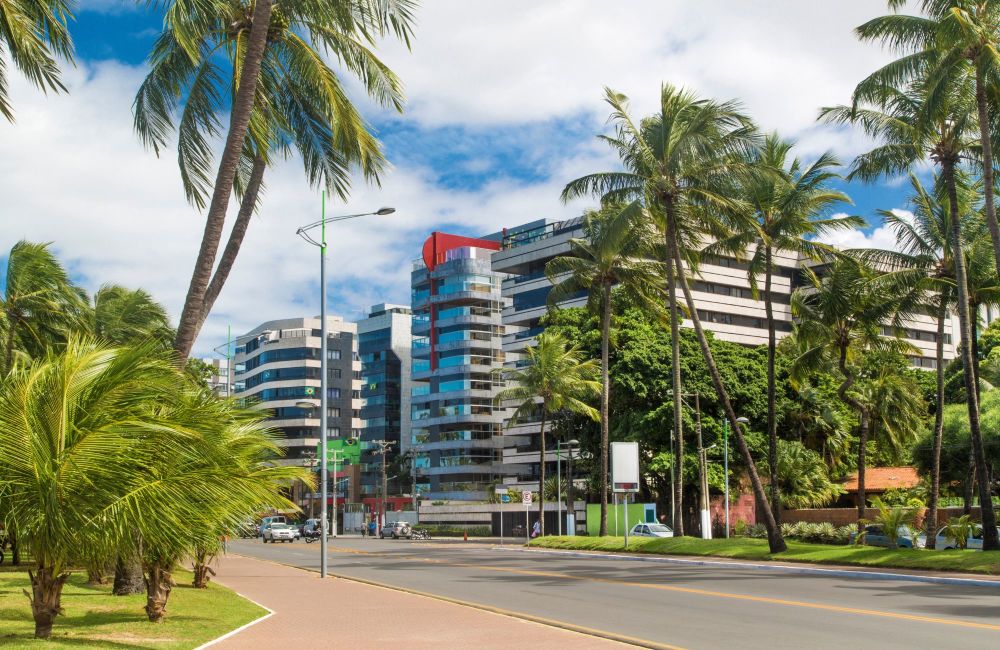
top-left (410, 388), bottom-right (496, 405)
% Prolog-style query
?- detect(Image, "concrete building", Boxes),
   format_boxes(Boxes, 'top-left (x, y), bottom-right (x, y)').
top-left (357, 303), bottom-right (413, 500)
top-left (491, 216), bottom-right (960, 491)
top-left (409, 232), bottom-right (523, 501)
top-left (196, 357), bottom-right (232, 397)
top-left (233, 316), bottom-right (363, 467)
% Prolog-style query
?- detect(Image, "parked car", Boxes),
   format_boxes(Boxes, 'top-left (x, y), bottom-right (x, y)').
top-left (934, 525), bottom-right (1000, 550)
top-left (263, 523), bottom-right (296, 543)
top-left (287, 523), bottom-right (301, 539)
top-left (629, 523), bottom-right (674, 538)
top-left (259, 515), bottom-right (287, 538)
top-left (850, 524), bottom-right (923, 548)
top-left (380, 522), bottom-right (412, 539)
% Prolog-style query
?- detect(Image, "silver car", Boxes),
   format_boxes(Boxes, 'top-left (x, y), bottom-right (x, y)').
top-left (263, 523), bottom-right (296, 543)
top-left (629, 523), bottom-right (674, 538)
top-left (934, 525), bottom-right (999, 550)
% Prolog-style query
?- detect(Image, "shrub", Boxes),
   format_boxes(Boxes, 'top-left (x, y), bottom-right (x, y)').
top-left (417, 524), bottom-right (491, 537)
top-left (778, 521), bottom-right (853, 545)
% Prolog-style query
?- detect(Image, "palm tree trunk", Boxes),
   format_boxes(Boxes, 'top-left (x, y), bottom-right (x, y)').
top-left (113, 549), bottom-right (144, 596)
top-left (835, 342), bottom-right (869, 532)
top-left (199, 156), bottom-right (267, 327)
top-left (192, 547), bottom-right (216, 589)
top-left (942, 158), bottom-right (999, 550)
top-left (764, 246), bottom-right (780, 524)
top-left (664, 213), bottom-right (684, 536)
top-left (29, 567), bottom-right (69, 639)
top-left (598, 283), bottom-right (611, 537)
top-left (538, 408), bottom-right (547, 536)
top-left (670, 245), bottom-right (786, 552)
top-left (925, 299), bottom-right (947, 549)
top-left (975, 67), bottom-right (1000, 280)
top-left (143, 562), bottom-right (175, 623)
top-left (172, 0), bottom-right (274, 360)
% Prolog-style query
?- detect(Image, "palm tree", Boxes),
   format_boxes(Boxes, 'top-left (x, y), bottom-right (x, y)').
top-left (854, 172), bottom-right (965, 546)
top-left (0, 340), bottom-right (179, 638)
top-left (0, 240), bottom-right (87, 373)
top-left (856, 0), bottom-right (1000, 279)
top-left (821, 69), bottom-right (999, 549)
top-left (562, 85), bottom-right (788, 551)
top-left (0, 0), bottom-right (73, 122)
top-left (791, 257), bottom-right (919, 530)
top-left (494, 331), bottom-right (601, 536)
top-left (91, 284), bottom-right (174, 347)
top-left (545, 202), bottom-right (663, 536)
top-left (0, 339), bottom-right (303, 635)
top-left (727, 133), bottom-right (858, 523)
top-left (130, 390), bottom-right (305, 620)
top-left (135, 0), bottom-right (417, 359)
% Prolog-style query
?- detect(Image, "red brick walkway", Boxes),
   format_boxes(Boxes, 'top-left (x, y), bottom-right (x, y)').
top-left (207, 554), bottom-right (628, 649)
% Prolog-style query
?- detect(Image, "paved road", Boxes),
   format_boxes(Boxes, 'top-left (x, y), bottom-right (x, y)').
top-left (226, 538), bottom-right (1000, 649)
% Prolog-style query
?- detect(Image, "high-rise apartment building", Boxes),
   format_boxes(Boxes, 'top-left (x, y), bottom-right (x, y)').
top-left (491, 216), bottom-right (960, 491)
top-left (409, 232), bottom-right (521, 500)
top-left (195, 357), bottom-right (232, 397)
top-left (357, 303), bottom-right (413, 500)
top-left (233, 317), bottom-right (362, 467)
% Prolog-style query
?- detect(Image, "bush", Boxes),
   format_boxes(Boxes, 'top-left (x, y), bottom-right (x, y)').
top-left (778, 521), bottom-right (853, 545)
top-left (416, 524), bottom-right (491, 537)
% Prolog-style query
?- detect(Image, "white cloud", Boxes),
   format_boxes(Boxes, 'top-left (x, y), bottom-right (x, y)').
top-left (2, 1), bottom-right (916, 356)
top-left (813, 211), bottom-right (910, 252)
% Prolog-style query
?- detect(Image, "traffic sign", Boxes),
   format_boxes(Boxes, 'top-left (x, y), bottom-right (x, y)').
top-left (501, 494), bottom-right (510, 503)
top-left (522, 490), bottom-right (533, 505)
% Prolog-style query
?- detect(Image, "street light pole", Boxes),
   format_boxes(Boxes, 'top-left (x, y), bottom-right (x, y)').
top-left (296, 198), bottom-right (395, 579)
top-left (722, 416), bottom-right (750, 538)
top-left (556, 439), bottom-right (579, 536)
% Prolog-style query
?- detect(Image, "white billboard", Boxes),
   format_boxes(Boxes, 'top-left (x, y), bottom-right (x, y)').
top-left (611, 441), bottom-right (639, 493)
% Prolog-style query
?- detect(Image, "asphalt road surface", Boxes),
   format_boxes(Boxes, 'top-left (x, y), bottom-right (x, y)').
top-left (226, 537), bottom-right (1000, 649)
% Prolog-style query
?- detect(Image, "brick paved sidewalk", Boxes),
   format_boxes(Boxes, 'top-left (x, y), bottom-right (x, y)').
top-left (208, 554), bottom-right (628, 649)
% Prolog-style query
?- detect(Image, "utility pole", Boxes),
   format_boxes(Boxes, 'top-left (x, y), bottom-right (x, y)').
top-left (371, 440), bottom-right (394, 529)
top-left (694, 393), bottom-right (710, 539)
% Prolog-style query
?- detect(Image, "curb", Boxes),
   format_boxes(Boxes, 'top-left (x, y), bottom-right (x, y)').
top-left (193, 590), bottom-right (274, 649)
top-left (505, 546), bottom-right (1000, 589)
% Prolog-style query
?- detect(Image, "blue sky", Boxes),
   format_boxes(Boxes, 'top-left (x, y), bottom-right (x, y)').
top-left (2, 1), bottom-right (917, 356)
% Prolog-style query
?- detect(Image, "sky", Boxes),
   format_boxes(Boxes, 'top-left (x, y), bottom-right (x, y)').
top-left (0, 1), bottom-right (920, 357)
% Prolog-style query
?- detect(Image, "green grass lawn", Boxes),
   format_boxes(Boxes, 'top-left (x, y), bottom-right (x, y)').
top-left (0, 567), bottom-right (265, 649)
top-left (528, 536), bottom-right (1000, 575)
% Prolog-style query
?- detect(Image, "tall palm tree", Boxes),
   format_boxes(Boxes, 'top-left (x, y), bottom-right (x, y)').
top-left (726, 133), bottom-right (858, 522)
top-left (494, 331), bottom-right (601, 536)
top-left (135, 0), bottom-right (417, 359)
top-left (545, 202), bottom-right (663, 536)
top-left (91, 284), bottom-right (174, 347)
top-left (856, 0), bottom-right (1000, 279)
top-left (792, 258), bottom-right (919, 530)
top-left (821, 70), bottom-right (999, 549)
top-left (0, 0), bottom-right (73, 122)
top-left (0, 240), bottom-right (86, 373)
top-left (562, 85), bottom-right (788, 551)
top-left (854, 172), bottom-right (966, 546)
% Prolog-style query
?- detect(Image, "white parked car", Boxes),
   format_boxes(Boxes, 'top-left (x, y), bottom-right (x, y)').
top-left (629, 523), bottom-right (674, 538)
top-left (934, 525), bottom-right (999, 550)
top-left (263, 523), bottom-right (295, 543)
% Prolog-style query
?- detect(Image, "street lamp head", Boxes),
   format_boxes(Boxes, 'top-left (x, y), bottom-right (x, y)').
top-left (296, 400), bottom-right (317, 410)
top-left (375, 207), bottom-right (396, 215)
top-left (567, 439), bottom-right (580, 446)
top-left (735, 417), bottom-right (750, 425)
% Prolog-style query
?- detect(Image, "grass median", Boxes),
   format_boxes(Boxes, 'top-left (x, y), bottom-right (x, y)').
top-left (0, 567), bottom-right (265, 649)
top-left (527, 536), bottom-right (1000, 575)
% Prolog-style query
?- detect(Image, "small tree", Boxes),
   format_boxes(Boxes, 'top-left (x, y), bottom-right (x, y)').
top-left (870, 497), bottom-right (918, 548)
top-left (941, 514), bottom-right (975, 549)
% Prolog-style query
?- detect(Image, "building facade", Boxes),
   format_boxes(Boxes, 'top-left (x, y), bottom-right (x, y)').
top-left (357, 303), bottom-right (413, 500)
top-left (233, 317), bottom-right (362, 468)
top-left (196, 357), bottom-right (232, 397)
top-left (410, 232), bottom-right (522, 501)
top-left (491, 216), bottom-right (960, 491)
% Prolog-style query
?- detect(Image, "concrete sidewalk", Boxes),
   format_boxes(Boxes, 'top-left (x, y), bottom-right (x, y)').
top-left (208, 554), bottom-right (630, 649)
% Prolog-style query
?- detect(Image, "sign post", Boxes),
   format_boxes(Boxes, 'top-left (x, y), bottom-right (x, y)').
top-left (522, 490), bottom-right (532, 542)
top-left (612, 442), bottom-right (640, 548)
top-left (495, 487), bottom-right (509, 546)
